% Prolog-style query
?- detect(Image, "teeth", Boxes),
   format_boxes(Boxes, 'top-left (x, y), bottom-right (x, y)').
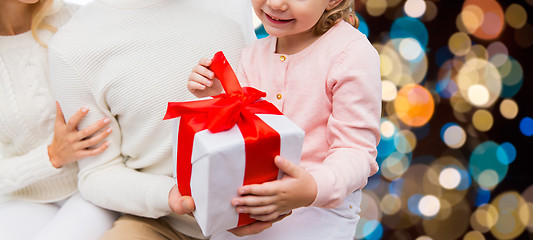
top-left (268, 13), bottom-right (285, 21)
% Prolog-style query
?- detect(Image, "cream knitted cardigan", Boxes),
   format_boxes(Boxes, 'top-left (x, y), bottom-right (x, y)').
top-left (0, 4), bottom-right (79, 203)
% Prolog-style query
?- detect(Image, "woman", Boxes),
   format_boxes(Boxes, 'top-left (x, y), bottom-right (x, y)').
top-left (0, 0), bottom-right (118, 239)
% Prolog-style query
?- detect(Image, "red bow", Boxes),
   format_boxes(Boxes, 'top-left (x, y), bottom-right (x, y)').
top-left (164, 51), bottom-right (282, 227)
top-left (164, 52), bottom-right (275, 133)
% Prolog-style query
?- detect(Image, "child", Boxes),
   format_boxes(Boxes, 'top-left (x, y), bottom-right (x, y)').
top-left (188, 0), bottom-right (381, 239)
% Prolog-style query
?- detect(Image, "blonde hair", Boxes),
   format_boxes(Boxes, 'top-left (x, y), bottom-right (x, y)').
top-left (31, 0), bottom-right (59, 46)
top-left (313, 0), bottom-right (359, 36)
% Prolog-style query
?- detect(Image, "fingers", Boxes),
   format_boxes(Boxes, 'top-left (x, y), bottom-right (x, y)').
top-left (274, 156), bottom-right (302, 178)
top-left (228, 212), bottom-right (291, 237)
top-left (65, 106), bottom-right (89, 131)
top-left (228, 220), bottom-right (273, 237)
top-left (187, 77), bottom-right (209, 91)
top-left (78, 127), bottom-right (112, 149)
top-left (55, 102), bottom-right (66, 125)
top-left (79, 140), bottom-right (110, 157)
top-left (188, 58), bottom-right (215, 91)
top-left (170, 196), bottom-right (196, 215)
top-left (238, 180), bottom-right (279, 196)
top-left (78, 117), bottom-right (111, 141)
top-left (236, 203), bottom-right (277, 216)
top-left (249, 211), bottom-right (282, 222)
top-left (272, 210), bottom-right (291, 223)
top-left (189, 65), bottom-right (215, 87)
top-left (198, 58), bottom-right (212, 68)
top-left (233, 194), bottom-right (277, 208)
top-left (248, 209), bottom-right (293, 226)
top-left (181, 196), bottom-right (196, 213)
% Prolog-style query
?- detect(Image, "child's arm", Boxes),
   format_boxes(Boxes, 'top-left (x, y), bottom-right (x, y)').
top-left (187, 58), bottom-right (223, 97)
top-left (231, 37), bottom-right (382, 219)
top-left (231, 156), bottom-right (317, 221)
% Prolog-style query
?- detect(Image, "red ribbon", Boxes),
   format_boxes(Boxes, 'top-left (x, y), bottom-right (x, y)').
top-left (164, 51), bottom-right (282, 227)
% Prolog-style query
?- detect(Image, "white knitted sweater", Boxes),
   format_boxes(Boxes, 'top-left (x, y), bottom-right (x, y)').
top-left (0, 4), bottom-right (79, 203)
top-left (48, 0), bottom-right (247, 238)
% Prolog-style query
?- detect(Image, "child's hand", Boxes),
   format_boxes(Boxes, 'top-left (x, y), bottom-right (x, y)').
top-left (227, 212), bottom-right (290, 236)
top-left (231, 156), bottom-right (317, 222)
top-left (187, 58), bottom-right (223, 98)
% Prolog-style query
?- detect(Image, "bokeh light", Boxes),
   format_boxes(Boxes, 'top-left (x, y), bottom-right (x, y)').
top-left (421, 1), bottom-right (437, 22)
top-left (505, 4), bottom-right (528, 29)
top-left (496, 142), bottom-right (516, 165)
top-left (463, 231), bottom-right (486, 240)
top-left (456, 59), bottom-right (502, 108)
top-left (472, 110), bottom-right (494, 132)
top-left (441, 123), bottom-right (467, 149)
top-left (382, 80), bottom-right (398, 102)
top-left (394, 84), bottom-right (435, 127)
top-left (419, 195), bottom-right (440, 217)
top-left (461, 0), bottom-right (505, 40)
top-left (404, 0), bottom-right (426, 19)
top-left (469, 141), bottom-right (509, 190)
top-left (366, 0), bottom-right (387, 17)
top-left (439, 167), bottom-right (461, 189)
top-left (470, 204), bottom-right (499, 233)
top-left (490, 192), bottom-right (528, 239)
top-left (381, 193), bottom-right (402, 215)
top-left (499, 99), bottom-right (519, 119)
top-left (448, 32), bottom-right (472, 56)
top-left (390, 17), bottom-right (429, 47)
top-left (519, 117), bottom-right (533, 137)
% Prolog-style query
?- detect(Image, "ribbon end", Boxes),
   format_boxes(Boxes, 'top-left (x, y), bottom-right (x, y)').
top-left (209, 51), bottom-right (243, 96)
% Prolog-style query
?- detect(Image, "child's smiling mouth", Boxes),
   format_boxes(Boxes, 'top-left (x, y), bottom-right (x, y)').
top-left (264, 12), bottom-right (295, 24)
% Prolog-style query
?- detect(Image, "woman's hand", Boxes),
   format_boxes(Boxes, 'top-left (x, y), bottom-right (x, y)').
top-left (187, 58), bottom-right (223, 98)
top-left (231, 156), bottom-right (317, 222)
top-left (48, 102), bottom-right (112, 168)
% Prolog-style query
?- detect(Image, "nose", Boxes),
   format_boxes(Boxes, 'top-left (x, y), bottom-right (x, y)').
top-left (266, 0), bottom-right (288, 11)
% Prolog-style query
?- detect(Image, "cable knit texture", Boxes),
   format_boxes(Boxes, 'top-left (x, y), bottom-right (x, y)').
top-left (48, 0), bottom-right (247, 238)
top-left (0, 4), bottom-right (79, 203)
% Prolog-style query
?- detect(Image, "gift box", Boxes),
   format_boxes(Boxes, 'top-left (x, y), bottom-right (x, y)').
top-left (164, 52), bottom-right (305, 236)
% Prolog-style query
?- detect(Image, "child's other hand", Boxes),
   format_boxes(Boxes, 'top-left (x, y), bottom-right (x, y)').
top-left (187, 58), bottom-right (223, 98)
top-left (231, 156), bottom-right (317, 222)
top-left (227, 212), bottom-right (290, 236)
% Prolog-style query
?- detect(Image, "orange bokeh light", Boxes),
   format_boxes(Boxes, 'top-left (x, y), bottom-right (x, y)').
top-left (394, 84), bottom-right (435, 127)
top-left (463, 0), bottom-right (505, 40)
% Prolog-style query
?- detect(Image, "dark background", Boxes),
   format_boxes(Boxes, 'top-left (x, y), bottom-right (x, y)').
top-left (356, 0), bottom-right (532, 239)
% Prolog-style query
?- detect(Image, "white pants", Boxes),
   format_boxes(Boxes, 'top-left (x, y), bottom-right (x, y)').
top-left (0, 193), bottom-right (119, 240)
top-left (211, 190), bottom-right (362, 240)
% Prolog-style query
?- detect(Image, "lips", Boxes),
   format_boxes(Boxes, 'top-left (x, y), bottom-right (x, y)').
top-left (264, 12), bottom-right (294, 24)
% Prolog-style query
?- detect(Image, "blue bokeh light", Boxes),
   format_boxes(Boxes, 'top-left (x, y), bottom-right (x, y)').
top-left (496, 142), bottom-right (517, 165)
top-left (519, 117), bottom-right (533, 137)
top-left (390, 17), bottom-right (429, 48)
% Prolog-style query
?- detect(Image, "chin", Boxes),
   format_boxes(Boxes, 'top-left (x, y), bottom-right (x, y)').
top-left (262, 27), bottom-right (286, 38)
